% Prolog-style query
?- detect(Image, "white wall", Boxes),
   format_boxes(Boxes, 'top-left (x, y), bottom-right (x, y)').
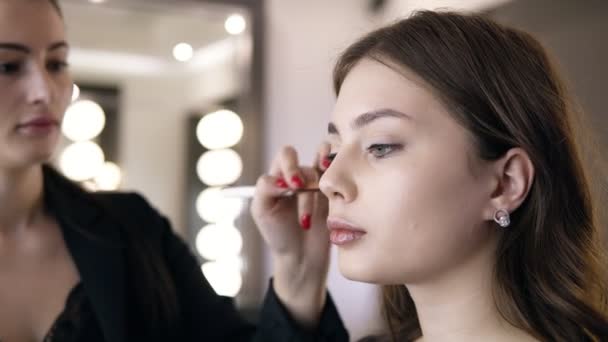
top-left (263, 1), bottom-right (384, 339)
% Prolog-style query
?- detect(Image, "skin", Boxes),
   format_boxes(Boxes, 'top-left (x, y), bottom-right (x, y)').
top-left (0, 1), bottom-right (79, 341)
top-left (254, 58), bottom-right (538, 341)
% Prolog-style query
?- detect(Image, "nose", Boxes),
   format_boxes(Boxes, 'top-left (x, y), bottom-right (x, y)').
top-left (319, 152), bottom-right (357, 203)
top-left (25, 65), bottom-right (53, 106)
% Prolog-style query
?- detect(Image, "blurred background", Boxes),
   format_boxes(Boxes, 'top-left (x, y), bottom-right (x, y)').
top-left (53, 0), bottom-right (607, 339)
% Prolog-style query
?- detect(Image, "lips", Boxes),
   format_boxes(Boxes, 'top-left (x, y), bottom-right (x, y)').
top-left (18, 116), bottom-right (59, 128)
top-left (327, 217), bottom-right (367, 246)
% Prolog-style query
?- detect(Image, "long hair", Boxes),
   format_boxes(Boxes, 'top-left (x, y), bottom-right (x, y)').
top-left (42, 165), bottom-right (181, 341)
top-left (41, 0), bottom-right (179, 339)
top-left (333, 11), bottom-right (608, 341)
top-left (48, 0), bottom-right (62, 17)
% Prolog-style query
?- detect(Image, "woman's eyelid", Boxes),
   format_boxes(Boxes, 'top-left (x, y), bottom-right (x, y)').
top-left (366, 142), bottom-right (404, 159)
top-left (0, 61), bottom-right (22, 74)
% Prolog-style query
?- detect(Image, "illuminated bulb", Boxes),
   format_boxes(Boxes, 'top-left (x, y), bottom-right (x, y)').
top-left (195, 223), bottom-right (243, 260)
top-left (94, 162), bottom-right (122, 190)
top-left (173, 42), bottom-right (193, 62)
top-left (72, 84), bottom-right (80, 102)
top-left (59, 141), bottom-right (105, 181)
top-left (202, 259), bottom-right (242, 297)
top-left (195, 187), bottom-right (243, 223)
top-left (196, 110), bottom-right (243, 149)
top-left (196, 149), bottom-right (242, 186)
top-left (62, 100), bottom-right (106, 141)
top-left (225, 14), bottom-right (246, 35)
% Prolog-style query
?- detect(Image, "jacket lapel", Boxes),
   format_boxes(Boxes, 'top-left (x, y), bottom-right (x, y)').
top-left (43, 166), bottom-right (127, 342)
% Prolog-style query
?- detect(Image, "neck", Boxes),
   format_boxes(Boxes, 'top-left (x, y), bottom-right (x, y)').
top-left (0, 164), bottom-right (45, 234)
top-left (408, 232), bottom-right (530, 342)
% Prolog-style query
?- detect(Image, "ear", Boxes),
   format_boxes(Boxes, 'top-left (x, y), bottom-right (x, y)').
top-left (484, 147), bottom-right (535, 221)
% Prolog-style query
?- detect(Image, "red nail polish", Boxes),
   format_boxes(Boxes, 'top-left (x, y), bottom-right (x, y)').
top-left (322, 158), bottom-right (331, 169)
top-left (301, 214), bottom-right (311, 230)
top-left (291, 175), bottom-right (304, 188)
top-left (275, 178), bottom-right (288, 188)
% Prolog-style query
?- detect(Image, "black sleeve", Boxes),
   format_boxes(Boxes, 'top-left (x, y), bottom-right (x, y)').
top-left (135, 193), bottom-right (349, 341)
top-left (256, 279), bottom-right (349, 342)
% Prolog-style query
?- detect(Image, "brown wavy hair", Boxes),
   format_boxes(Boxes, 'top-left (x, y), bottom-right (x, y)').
top-left (333, 10), bottom-right (608, 342)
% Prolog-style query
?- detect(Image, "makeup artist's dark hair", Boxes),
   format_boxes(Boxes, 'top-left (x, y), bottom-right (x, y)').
top-left (38, 0), bottom-right (180, 339)
top-left (334, 10), bottom-right (608, 342)
top-left (43, 166), bottom-right (181, 341)
top-left (48, 0), bottom-right (62, 17)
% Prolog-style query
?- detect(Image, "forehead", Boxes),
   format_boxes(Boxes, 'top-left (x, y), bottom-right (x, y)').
top-left (0, 0), bottom-right (65, 47)
top-left (332, 58), bottom-right (442, 124)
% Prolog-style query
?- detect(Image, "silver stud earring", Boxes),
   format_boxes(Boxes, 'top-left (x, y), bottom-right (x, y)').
top-left (493, 209), bottom-right (511, 228)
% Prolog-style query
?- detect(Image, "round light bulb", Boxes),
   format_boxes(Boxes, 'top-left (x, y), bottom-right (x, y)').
top-left (94, 161), bottom-right (122, 190)
top-left (72, 84), bottom-right (80, 102)
top-left (202, 259), bottom-right (242, 297)
top-left (195, 187), bottom-right (243, 223)
top-left (225, 14), bottom-right (246, 35)
top-left (195, 223), bottom-right (243, 261)
top-left (59, 141), bottom-right (105, 181)
top-left (196, 149), bottom-right (242, 186)
top-left (173, 42), bottom-right (193, 62)
top-left (196, 110), bottom-right (244, 149)
top-left (62, 100), bottom-right (106, 141)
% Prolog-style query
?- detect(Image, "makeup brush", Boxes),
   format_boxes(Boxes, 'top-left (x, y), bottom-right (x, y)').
top-left (221, 186), bottom-right (320, 198)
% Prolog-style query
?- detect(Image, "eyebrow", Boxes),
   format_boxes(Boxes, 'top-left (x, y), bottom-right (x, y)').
top-left (328, 108), bottom-right (413, 135)
top-left (0, 41), bottom-right (69, 54)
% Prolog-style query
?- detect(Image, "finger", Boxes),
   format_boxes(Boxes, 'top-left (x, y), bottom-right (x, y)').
top-left (250, 174), bottom-right (291, 216)
top-left (297, 168), bottom-right (320, 230)
top-left (274, 145), bottom-right (305, 189)
top-left (314, 142), bottom-right (332, 173)
top-left (312, 191), bottom-right (329, 227)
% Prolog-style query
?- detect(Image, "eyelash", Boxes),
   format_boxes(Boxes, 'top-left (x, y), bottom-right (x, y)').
top-left (326, 143), bottom-right (403, 162)
top-left (367, 143), bottom-right (403, 158)
top-left (0, 61), bottom-right (22, 75)
top-left (47, 60), bottom-right (69, 73)
top-left (0, 59), bottom-right (69, 75)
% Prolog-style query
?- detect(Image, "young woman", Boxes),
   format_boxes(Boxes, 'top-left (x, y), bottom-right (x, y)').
top-left (0, 1), bottom-right (347, 341)
top-left (253, 10), bottom-right (608, 342)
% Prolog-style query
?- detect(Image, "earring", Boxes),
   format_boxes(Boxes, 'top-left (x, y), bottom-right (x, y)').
top-left (494, 209), bottom-right (511, 228)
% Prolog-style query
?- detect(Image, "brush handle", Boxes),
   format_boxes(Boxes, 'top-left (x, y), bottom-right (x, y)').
top-left (221, 186), bottom-right (320, 198)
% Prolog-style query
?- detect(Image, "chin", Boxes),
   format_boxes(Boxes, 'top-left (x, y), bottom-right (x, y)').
top-left (337, 249), bottom-right (429, 285)
top-left (8, 149), bottom-right (55, 170)
top-left (337, 249), bottom-right (390, 284)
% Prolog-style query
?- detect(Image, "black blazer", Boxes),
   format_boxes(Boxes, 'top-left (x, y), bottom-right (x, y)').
top-left (42, 166), bottom-right (349, 342)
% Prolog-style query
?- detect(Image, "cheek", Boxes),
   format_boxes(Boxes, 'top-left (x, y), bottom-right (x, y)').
top-left (364, 149), bottom-right (491, 282)
top-left (0, 84), bottom-right (20, 122)
top-left (56, 76), bottom-right (73, 110)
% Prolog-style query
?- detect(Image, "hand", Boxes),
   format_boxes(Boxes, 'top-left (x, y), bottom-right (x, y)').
top-left (250, 143), bottom-right (332, 327)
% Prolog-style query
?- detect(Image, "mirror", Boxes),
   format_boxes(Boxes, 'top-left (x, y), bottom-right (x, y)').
top-left (57, 0), bottom-right (264, 320)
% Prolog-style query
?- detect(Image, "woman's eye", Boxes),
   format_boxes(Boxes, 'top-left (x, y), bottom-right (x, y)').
top-left (327, 153), bottom-right (337, 162)
top-left (367, 144), bottom-right (402, 158)
top-left (0, 62), bottom-right (22, 75)
top-left (47, 60), bottom-right (69, 73)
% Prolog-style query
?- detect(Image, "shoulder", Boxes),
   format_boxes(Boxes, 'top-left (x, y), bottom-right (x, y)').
top-left (93, 191), bottom-right (154, 212)
top-left (92, 191), bottom-right (171, 241)
top-left (358, 335), bottom-right (391, 342)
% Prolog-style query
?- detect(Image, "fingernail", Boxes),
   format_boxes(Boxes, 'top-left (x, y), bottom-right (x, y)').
top-left (291, 175), bottom-right (304, 188)
top-left (275, 178), bottom-right (288, 188)
top-left (300, 214), bottom-right (311, 230)
top-left (322, 158), bottom-right (331, 169)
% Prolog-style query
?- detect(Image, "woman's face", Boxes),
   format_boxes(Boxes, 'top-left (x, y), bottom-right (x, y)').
top-left (0, 0), bottom-right (71, 169)
top-left (320, 59), bottom-right (499, 285)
